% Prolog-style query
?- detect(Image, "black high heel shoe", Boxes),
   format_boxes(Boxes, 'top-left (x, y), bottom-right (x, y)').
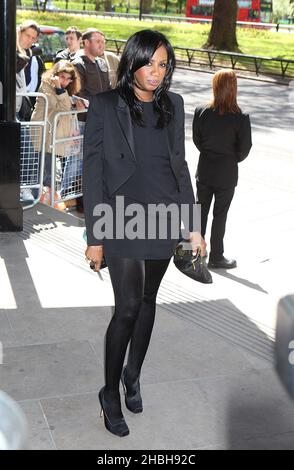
top-left (121, 366), bottom-right (143, 414)
top-left (98, 387), bottom-right (130, 437)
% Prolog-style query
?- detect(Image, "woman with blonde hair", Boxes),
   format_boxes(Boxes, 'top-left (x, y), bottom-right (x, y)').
top-left (31, 60), bottom-right (81, 207)
top-left (193, 69), bottom-right (252, 269)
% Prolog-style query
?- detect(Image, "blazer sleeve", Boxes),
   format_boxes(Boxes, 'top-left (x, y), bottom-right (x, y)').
top-left (192, 106), bottom-right (204, 151)
top-left (176, 95), bottom-right (198, 233)
top-left (83, 94), bottom-right (104, 246)
top-left (236, 114), bottom-right (252, 162)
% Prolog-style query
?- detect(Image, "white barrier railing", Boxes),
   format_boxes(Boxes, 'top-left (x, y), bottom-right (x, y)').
top-left (16, 92), bottom-right (48, 210)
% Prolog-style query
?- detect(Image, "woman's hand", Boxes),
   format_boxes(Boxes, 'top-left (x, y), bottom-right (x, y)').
top-left (50, 75), bottom-right (61, 89)
top-left (189, 232), bottom-right (206, 257)
top-left (75, 99), bottom-right (86, 111)
top-left (85, 245), bottom-right (104, 272)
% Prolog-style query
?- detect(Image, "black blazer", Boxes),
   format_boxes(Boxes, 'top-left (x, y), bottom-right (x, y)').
top-left (83, 89), bottom-right (195, 245)
top-left (193, 106), bottom-right (252, 189)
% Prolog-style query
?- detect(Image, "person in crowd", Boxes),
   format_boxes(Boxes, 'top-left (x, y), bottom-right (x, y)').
top-left (73, 28), bottom-right (113, 213)
top-left (16, 51), bottom-right (30, 117)
top-left (83, 29), bottom-right (205, 437)
top-left (54, 26), bottom-right (83, 210)
top-left (73, 28), bottom-right (111, 103)
top-left (83, 28), bottom-right (119, 89)
top-left (193, 69), bottom-right (252, 269)
top-left (18, 20), bottom-right (45, 101)
top-left (54, 26), bottom-right (82, 63)
top-left (16, 48), bottom-right (37, 203)
top-left (31, 60), bottom-right (81, 210)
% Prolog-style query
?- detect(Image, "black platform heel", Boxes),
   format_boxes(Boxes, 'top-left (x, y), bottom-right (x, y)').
top-left (98, 387), bottom-right (130, 437)
top-left (121, 366), bottom-right (143, 414)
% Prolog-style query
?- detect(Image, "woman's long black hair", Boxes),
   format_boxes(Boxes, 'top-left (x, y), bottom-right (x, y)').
top-left (116, 29), bottom-right (176, 128)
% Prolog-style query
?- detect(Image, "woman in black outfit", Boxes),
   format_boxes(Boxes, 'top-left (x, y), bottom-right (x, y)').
top-left (193, 69), bottom-right (252, 269)
top-left (83, 30), bottom-right (205, 437)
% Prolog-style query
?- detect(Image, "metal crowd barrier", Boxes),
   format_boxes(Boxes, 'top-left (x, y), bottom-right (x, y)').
top-left (173, 46), bottom-right (294, 79)
top-left (17, 92), bottom-right (48, 210)
top-left (106, 38), bottom-right (294, 79)
top-left (50, 108), bottom-right (87, 208)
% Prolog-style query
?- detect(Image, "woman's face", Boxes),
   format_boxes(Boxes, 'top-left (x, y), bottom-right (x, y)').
top-left (58, 72), bottom-right (73, 89)
top-left (133, 45), bottom-right (168, 94)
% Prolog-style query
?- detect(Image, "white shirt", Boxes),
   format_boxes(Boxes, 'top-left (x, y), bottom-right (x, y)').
top-left (26, 56), bottom-right (39, 93)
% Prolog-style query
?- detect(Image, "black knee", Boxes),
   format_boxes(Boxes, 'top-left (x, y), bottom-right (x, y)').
top-left (114, 296), bottom-right (143, 326)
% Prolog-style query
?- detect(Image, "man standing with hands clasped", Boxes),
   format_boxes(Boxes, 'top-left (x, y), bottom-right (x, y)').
top-left (73, 28), bottom-right (112, 104)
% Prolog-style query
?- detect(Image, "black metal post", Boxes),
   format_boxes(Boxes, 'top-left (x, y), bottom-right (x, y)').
top-left (139, 0), bottom-right (143, 20)
top-left (0, 0), bottom-right (23, 231)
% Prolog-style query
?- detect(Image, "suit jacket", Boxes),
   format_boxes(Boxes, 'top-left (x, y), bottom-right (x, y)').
top-left (193, 106), bottom-right (252, 188)
top-left (83, 89), bottom-right (195, 245)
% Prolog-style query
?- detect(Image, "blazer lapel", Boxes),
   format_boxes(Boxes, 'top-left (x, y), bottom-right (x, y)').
top-left (115, 95), bottom-right (136, 160)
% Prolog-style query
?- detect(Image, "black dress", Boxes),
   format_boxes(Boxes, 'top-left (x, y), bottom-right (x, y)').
top-left (103, 101), bottom-right (181, 260)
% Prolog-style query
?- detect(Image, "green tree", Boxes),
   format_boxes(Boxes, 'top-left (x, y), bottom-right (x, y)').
top-left (273, 0), bottom-right (294, 20)
top-left (104, 0), bottom-right (112, 11)
top-left (142, 0), bottom-right (153, 14)
top-left (203, 0), bottom-right (239, 52)
top-left (178, 0), bottom-right (185, 14)
top-left (95, 1), bottom-right (101, 11)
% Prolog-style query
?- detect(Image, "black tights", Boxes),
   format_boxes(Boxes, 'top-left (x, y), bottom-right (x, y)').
top-left (103, 256), bottom-right (170, 400)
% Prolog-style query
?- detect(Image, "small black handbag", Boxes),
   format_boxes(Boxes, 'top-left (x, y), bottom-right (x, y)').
top-left (173, 242), bottom-right (212, 284)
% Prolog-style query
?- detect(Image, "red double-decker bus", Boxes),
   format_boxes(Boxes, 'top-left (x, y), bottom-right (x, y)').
top-left (186, 1), bottom-right (273, 23)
